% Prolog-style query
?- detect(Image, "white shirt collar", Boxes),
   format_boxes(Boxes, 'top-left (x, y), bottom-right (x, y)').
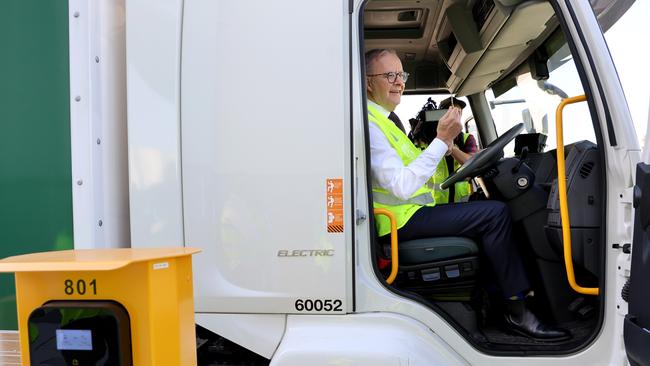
top-left (368, 100), bottom-right (391, 118)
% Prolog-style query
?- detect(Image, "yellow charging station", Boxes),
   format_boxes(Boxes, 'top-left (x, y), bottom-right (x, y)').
top-left (0, 247), bottom-right (200, 365)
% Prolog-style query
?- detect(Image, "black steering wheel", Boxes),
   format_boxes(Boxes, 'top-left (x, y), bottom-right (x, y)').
top-left (440, 123), bottom-right (524, 190)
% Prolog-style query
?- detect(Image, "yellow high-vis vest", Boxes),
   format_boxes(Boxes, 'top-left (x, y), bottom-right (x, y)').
top-left (368, 105), bottom-right (436, 237)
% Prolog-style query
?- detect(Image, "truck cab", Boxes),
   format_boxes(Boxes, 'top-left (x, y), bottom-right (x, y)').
top-left (117, 1), bottom-right (646, 364)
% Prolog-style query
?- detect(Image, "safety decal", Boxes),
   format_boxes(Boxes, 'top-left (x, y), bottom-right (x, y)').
top-left (326, 178), bottom-right (344, 233)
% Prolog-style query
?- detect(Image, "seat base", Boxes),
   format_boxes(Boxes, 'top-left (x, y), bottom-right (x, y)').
top-left (380, 236), bottom-right (480, 300)
top-left (394, 256), bottom-right (479, 300)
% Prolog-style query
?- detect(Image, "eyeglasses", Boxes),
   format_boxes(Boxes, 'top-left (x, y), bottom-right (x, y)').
top-left (366, 71), bottom-right (410, 84)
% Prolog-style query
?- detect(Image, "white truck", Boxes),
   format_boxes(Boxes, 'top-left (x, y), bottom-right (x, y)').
top-left (53, 0), bottom-right (650, 364)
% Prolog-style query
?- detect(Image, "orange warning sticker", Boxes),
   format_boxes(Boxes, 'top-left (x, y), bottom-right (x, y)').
top-left (327, 178), bottom-right (344, 233)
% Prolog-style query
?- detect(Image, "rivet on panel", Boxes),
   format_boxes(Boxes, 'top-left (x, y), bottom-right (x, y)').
top-left (97, 138), bottom-right (101, 145)
top-left (77, 180), bottom-right (83, 186)
top-left (98, 220), bottom-right (103, 227)
top-left (75, 96), bottom-right (81, 102)
top-left (73, 11), bottom-right (80, 18)
top-left (95, 56), bottom-right (100, 63)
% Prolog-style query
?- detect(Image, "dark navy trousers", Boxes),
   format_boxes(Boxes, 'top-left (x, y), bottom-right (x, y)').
top-left (392, 200), bottom-right (530, 298)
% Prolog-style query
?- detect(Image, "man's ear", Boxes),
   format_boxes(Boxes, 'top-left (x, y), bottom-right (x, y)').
top-left (366, 77), bottom-right (374, 95)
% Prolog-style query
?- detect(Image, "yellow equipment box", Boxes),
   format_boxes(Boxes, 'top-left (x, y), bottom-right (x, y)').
top-left (0, 247), bottom-right (200, 365)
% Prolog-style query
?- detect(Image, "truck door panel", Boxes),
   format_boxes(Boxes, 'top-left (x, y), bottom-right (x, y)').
top-left (179, 0), bottom-right (352, 314)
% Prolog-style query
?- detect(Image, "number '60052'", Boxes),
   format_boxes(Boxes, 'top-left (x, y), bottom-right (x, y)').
top-left (294, 299), bottom-right (342, 312)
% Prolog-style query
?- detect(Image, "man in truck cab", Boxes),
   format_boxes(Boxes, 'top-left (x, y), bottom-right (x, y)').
top-left (365, 48), bottom-right (568, 340)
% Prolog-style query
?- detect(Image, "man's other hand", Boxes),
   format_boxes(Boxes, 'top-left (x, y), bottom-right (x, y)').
top-left (436, 107), bottom-right (462, 145)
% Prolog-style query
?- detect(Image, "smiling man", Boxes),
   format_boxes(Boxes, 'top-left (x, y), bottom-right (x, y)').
top-left (365, 48), bottom-right (569, 340)
top-left (366, 50), bottom-right (409, 112)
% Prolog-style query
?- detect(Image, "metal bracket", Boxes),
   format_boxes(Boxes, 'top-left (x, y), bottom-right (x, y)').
top-left (612, 243), bottom-right (632, 254)
top-left (355, 209), bottom-right (367, 225)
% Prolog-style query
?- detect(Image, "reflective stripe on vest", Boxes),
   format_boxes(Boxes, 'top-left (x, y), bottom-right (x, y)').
top-left (373, 191), bottom-right (435, 206)
top-left (433, 133), bottom-right (472, 204)
top-left (368, 104), bottom-right (436, 237)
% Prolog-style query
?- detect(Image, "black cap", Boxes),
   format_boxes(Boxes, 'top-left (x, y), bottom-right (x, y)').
top-left (439, 97), bottom-right (466, 109)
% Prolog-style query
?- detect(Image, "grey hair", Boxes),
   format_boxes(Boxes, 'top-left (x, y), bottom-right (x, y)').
top-left (365, 48), bottom-right (398, 73)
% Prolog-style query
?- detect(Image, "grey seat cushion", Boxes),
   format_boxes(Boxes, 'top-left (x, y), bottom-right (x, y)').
top-left (398, 237), bottom-right (478, 266)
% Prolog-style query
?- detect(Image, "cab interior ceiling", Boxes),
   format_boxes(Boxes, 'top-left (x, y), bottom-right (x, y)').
top-left (363, 0), bottom-right (557, 96)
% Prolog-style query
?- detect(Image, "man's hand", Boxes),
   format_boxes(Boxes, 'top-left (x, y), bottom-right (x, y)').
top-left (436, 107), bottom-right (462, 146)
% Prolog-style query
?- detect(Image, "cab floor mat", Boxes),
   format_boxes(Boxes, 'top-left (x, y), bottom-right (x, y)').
top-left (479, 317), bottom-right (597, 352)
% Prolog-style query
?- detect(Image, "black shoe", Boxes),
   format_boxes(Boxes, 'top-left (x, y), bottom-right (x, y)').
top-left (504, 299), bottom-right (571, 340)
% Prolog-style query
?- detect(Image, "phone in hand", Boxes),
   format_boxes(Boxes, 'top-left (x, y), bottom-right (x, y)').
top-left (424, 108), bottom-right (449, 122)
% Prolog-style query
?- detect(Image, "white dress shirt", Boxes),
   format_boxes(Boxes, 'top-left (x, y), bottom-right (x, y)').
top-left (368, 100), bottom-right (448, 200)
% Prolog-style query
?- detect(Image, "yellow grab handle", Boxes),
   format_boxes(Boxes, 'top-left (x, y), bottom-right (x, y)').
top-left (373, 208), bottom-right (399, 285)
top-left (556, 95), bottom-right (599, 296)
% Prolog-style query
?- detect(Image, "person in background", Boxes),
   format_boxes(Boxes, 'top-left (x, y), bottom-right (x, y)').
top-left (407, 97), bottom-right (479, 203)
top-left (433, 97), bottom-right (478, 203)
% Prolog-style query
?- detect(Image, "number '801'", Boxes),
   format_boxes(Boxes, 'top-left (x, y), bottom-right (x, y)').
top-left (64, 279), bottom-right (97, 295)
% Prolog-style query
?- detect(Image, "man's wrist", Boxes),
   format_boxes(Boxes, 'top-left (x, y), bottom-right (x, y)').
top-left (442, 140), bottom-right (454, 156)
top-left (433, 137), bottom-right (452, 146)
top-left (429, 138), bottom-right (450, 157)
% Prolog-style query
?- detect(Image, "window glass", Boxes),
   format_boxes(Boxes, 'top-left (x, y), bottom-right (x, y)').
top-left (487, 39), bottom-right (596, 156)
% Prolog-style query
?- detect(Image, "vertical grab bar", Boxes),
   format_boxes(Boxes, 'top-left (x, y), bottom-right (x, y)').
top-left (556, 95), bottom-right (599, 295)
top-left (373, 209), bottom-right (399, 285)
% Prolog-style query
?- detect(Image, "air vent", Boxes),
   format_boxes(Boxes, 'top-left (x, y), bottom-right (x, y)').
top-left (364, 9), bottom-right (423, 29)
top-left (364, 8), bottom-right (427, 39)
top-left (579, 161), bottom-right (595, 178)
top-left (398, 11), bottom-right (418, 22)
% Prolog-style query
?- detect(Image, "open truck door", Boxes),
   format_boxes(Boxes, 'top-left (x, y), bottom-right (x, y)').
top-left (625, 105), bottom-right (650, 366)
